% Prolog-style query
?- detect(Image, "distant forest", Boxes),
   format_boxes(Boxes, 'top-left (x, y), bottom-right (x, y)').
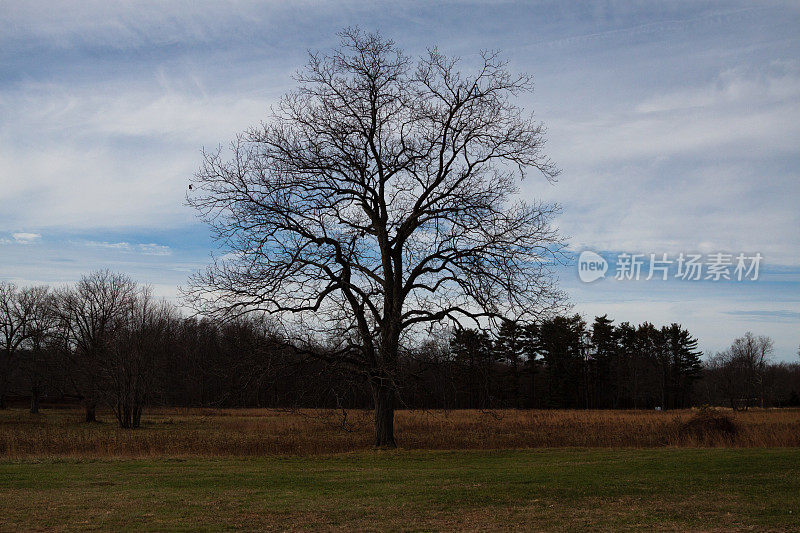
top-left (2, 273), bottom-right (798, 427)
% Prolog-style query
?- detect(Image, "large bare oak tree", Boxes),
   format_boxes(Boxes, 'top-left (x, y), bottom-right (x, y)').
top-left (186, 29), bottom-right (564, 447)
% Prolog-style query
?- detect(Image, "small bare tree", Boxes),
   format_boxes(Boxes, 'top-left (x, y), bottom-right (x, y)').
top-left (185, 29), bottom-right (564, 446)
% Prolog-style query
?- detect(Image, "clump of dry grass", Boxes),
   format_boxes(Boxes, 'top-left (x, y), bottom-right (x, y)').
top-left (676, 406), bottom-right (739, 445)
top-left (1, 406), bottom-right (798, 459)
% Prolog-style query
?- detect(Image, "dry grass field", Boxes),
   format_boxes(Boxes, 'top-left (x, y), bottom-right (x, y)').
top-left (1, 407), bottom-right (799, 530)
top-left (1, 406), bottom-right (799, 458)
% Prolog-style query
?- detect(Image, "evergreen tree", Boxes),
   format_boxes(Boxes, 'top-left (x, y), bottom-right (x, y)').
top-left (495, 320), bottom-right (526, 408)
top-left (589, 315), bottom-right (617, 408)
top-left (661, 323), bottom-right (703, 408)
top-left (536, 315), bottom-right (588, 408)
top-left (450, 328), bottom-right (494, 408)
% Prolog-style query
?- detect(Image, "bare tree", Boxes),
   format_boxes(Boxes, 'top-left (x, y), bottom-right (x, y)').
top-left (185, 29), bottom-right (564, 447)
top-left (18, 286), bottom-right (60, 413)
top-left (103, 288), bottom-right (175, 428)
top-left (59, 270), bottom-right (138, 422)
top-left (0, 282), bottom-right (35, 408)
top-left (709, 332), bottom-right (774, 410)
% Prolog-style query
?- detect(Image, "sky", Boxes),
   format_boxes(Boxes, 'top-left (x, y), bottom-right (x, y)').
top-left (1, 1), bottom-right (798, 361)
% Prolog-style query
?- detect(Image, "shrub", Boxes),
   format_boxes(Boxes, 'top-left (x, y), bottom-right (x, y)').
top-left (678, 406), bottom-right (739, 444)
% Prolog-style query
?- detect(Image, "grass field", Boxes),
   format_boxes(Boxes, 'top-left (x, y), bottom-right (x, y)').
top-left (1, 449), bottom-right (798, 531)
top-left (2, 406), bottom-right (799, 458)
top-left (1, 407), bottom-right (799, 530)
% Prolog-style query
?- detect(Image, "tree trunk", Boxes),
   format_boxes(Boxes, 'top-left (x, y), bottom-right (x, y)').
top-left (0, 370), bottom-right (7, 409)
top-left (115, 403), bottom-right (142, 429)
top-left (30, 385), bottom-right (40, 414)
top-left (371, 378), bottom-right (396, 448)
top-left (84, 401), bottom-right (97, 423)
top-left (0, 358), bottom-right (8, 409)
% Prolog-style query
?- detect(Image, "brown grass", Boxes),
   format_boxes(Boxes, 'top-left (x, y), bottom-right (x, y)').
top-left (1, 406), bottom-right (799, 458)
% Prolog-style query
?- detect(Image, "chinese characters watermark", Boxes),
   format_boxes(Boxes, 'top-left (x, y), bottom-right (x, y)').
top-left (578, 251), bottom-right (762, 283)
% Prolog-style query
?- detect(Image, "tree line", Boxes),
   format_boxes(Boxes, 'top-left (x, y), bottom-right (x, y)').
top-left (433, 315), bottom-right (705, 410)
top-left (1, 271), bottom-right (797, 427)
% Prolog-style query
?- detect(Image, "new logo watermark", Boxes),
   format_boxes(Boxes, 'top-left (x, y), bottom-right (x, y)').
top-left (577, 251), bottom-right (762, 283)
top-left (578, 251), bottom-right (608, 283)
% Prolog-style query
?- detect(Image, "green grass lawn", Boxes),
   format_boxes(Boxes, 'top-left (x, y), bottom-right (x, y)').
top-left (1, 448), bottom-right (798, 531)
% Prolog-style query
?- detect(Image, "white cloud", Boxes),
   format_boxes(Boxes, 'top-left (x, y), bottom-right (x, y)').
top-left (550, 101), bottom-right (799, 166)
top-left (81, 240), bottom-right (171, 256)
top-left (0, 80), bottom-right (281, 231)
top-left (635, 61), bottom-right (800, 114)
top-left (138, 243), bottom-right (172, 256)
top-left (527, 62), bottom-right (800, 266)
top-left (0, 1), bottom-right (267, 49)
top-left (2, 82), bottom-right (274, 144)
top-left (12, 232), bottom-right (41, 244)
top-left (84, 240), bottom-right (132, 250)
top-left (0, 142), bottom-right (193, 230)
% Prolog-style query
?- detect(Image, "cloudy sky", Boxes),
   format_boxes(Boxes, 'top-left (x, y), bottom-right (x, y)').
top-left (1, 1), bottom-right (798, 360)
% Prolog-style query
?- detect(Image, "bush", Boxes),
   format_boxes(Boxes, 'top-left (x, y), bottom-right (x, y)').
top-left (678, 406), bottom-right (739, 444)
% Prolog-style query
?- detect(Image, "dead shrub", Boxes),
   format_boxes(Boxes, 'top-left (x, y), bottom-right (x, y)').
top-left (678, 406), bottom-right (739, 444)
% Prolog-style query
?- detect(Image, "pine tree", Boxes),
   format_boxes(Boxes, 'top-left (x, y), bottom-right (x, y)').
top-left (589, 315), bottom-right (617, 408)
top-left (450, 328), bottom-right (494, 408)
